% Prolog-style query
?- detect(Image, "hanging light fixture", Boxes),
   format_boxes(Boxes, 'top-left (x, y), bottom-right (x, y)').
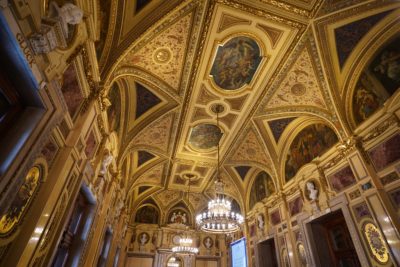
top-left (196, 104), bottom-right (244, 234)
top-left (171, 177), bottom-right (199, 255)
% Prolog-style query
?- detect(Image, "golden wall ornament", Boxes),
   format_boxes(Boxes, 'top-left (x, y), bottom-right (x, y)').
top-left (363, 222), bottom-right (389, 264)
top-left (0, 166), bottom-right (41, 235)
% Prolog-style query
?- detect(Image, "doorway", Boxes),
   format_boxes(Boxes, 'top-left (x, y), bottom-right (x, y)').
top-left (257, 238), bottom-right (278, 267)
top-left (309, 210), bottom-right (361, 267)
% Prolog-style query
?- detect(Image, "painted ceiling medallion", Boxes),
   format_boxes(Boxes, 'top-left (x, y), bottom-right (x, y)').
top-left (153, 47), bottom-right (172, 64)
top-left (210, 36), bottom-right (262, 90)
top-left (363, 222), bottom-right (389, 263)
top-left (291, 83), bottom-right (306, 96)
top-left (188, 124), bottom-right (222, 150)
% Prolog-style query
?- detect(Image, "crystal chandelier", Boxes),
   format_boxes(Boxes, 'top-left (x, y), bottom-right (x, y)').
top-left (171, 177), bottom-right (199, 255)
top-left (196, 104), bottom-right (244, 234)
top-left (171, 236), bottom-right (199, 254)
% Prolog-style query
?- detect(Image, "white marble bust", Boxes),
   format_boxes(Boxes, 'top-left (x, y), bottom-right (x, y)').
top-left (306, 181), bottom-right (318, 201)
top-left (49, 2), bottom-right (83, 36)
top-left (257, 214), bottom-right (264, 230)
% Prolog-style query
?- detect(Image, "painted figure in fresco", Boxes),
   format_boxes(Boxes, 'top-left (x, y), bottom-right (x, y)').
top-left (170, 212), bottom-right (177, 223)
top-left (306, 181), bottom-right (318, 201)
top-left (354, 85), bottom-right (380, 121)
top-left (285, 124), bottom-right (338, 182)
top-left (374, 50), bottom-right (400, 83)
top-left (249, 172), bottom-right (275, 210)
top-left (211, 37), bottom-right (262, 90)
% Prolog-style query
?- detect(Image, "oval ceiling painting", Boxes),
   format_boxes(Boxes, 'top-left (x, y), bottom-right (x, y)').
top-left (210, 36), bottom-right (262, 90)
top-left (189, 123), bottom-right (222, 150)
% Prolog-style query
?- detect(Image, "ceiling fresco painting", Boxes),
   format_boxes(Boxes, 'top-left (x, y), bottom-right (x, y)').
top-left (135, 82), bottom-right (162, 119)
top-left (188, 123), bottom-right (223, 151)
top-left (210, 36), bottom-right (262, 90)
top-left (352, 36), bottom-right (400, 125)
top-left (234, 166), bottom-right (252, 181)
top-left (137, 150), bottom-right (155, 167)
top-left (92, 0), bottom-right (400, 221)
top-left (285, 124), bottom-right (339, 182)
top-left (268, 117), bottom-right (296, 143)
top-left (334, 10), bottom-right (392, 69)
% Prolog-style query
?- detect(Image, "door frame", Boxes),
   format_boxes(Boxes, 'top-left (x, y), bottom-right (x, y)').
top-left (297, 194), bottom-right (369, 266)
top-left (255, 234), bottom-right (281, 267)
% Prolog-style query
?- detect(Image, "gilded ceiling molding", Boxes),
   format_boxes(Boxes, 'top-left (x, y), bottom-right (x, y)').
top-left (217, 13), bottom-right (251, 33)
top-left (131, 112), bottom-right (176, 154)
top-left (103, 0), bottom-right (208, 92)
top-left (121, 12), bottom-right (194, 93)
top-left (216, 0), bottom-right (308, 28)
top-left (96, 0), bottom-right (118, 70)
top-left (131, 160), bottom-right (167, 190)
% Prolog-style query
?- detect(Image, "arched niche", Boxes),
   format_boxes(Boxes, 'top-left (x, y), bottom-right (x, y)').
top-left (284, 123), bottom-right (338, 182)
top-left (134, 203), bottom-right (160, 224)
top-left (248, 171), bottom-right (275, 211)
top-left (351, 35), bottom-right (400, 126)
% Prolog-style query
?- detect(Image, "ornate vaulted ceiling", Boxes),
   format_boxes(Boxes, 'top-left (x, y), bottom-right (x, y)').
top-left (96, 0), bottom-right (400, 216)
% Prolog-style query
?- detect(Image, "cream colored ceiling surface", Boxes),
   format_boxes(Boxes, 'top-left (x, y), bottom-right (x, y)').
top-left (97, 0), bottom-right (398, 215)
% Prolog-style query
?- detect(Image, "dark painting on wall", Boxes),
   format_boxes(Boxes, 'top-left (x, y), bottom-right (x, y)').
top-left (268, 117), bottom-right (296, 143)
top-left (368, 134), bottom-right (400, 172)
top-left (285, 124), bottom-right (338, 182)
top-left (61, 63), bottom-right (84, 118)
top-left (85, 131), bottom-right (97, 159)
top-left (270, 209), bottom-right (281, 225)
top-left (353, 36), bottom-right (400, 125)
top-left (328, 165), bottom-right (357, 192)
top-left (107, 83), bottom-right (121, 133)
top-left (210, 36), bottom-right (262, 90)
top-left (381, 171), bottom-right (400, 186)
top-left (352, 202), bottom-right (372, 222)
top-left (389, 188), bottom-right (400, 210)
top-left (249, 171), bottom-right (275, 210)
top-left (135, 205), bottom-right (159, 224)
top-left (289, 196), bottom-right (303, 216)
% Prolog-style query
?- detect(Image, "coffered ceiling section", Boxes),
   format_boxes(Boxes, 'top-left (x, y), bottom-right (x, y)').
top-left (170, 2), bottom-right (304, 192)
